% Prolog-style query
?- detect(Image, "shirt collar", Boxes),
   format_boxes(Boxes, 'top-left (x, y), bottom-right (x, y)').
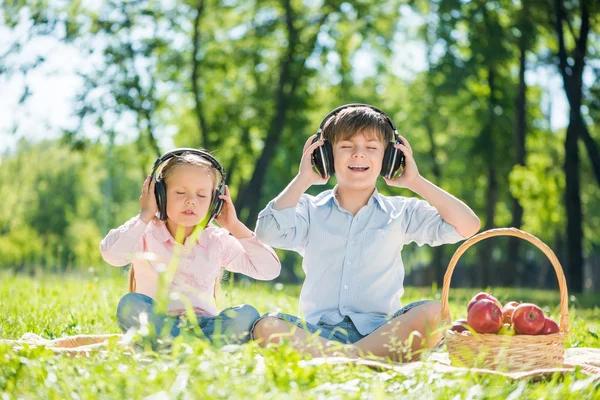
top-left (314, 189), bottom-right (336, 207)
top-left (151, 219), bottom-right (207, 248)
top-left (152, 219), bottom-right (174, 244)
top-left (313, 185), bottom-right (388, 213)
top-left (370, 187), bottom-right (388, 213)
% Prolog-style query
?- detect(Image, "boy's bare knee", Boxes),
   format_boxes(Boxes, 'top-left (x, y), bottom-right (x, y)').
top-left (252, 317), bottom-right (290, 345)
top-left (423, 301), bottom-right (442, 317)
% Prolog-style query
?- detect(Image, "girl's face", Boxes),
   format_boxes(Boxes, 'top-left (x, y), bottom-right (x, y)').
top-left (164, 164), bottom-right (215, 231)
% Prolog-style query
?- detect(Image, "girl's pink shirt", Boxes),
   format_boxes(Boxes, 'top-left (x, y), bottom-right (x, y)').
top-left (100, 215), bottom-right (281, 316)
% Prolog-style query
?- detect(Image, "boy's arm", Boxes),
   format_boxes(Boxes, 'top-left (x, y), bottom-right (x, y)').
top-left (99, 214), bottom-right (148, 266)
top-left (407, 176), bottom-right (480, 238)
top-left (255, 135), bottom-right (328, 249)
top-left (272, 134), bottom-right (329, 210)
top-left (385, 135), bottom-right (480, 239)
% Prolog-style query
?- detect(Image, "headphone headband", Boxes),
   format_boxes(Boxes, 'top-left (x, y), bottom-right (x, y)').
top-left (152, 148), bottom-right (226, 183)
top-left (318, 103), bottom-right (398, 135)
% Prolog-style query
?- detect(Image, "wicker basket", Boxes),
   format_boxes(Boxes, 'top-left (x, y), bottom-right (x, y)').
top-left (441, 227), bottom-right (570, 372)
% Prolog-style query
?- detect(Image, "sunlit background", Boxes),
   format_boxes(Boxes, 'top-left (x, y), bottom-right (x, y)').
top-left (1, 0), bottom-right (599, 293)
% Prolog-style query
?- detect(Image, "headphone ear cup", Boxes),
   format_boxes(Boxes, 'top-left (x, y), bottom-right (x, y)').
top-left (324, 140), bottom-right (335, 175)
top-left (381, 143), bottom-right (405, 179)
top-left (210, 189), bottom-right (224, 223)
top-left (154, 180), bottom-right (168, 221)
top-left (311, 139), bottom-right (334, 178)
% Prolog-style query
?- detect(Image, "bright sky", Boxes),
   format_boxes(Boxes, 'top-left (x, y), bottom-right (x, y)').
top-left (0, 5), bottom-right (584, 156)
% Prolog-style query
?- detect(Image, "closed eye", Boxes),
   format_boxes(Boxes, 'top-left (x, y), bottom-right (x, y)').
top-left (176, 191), bottom-right (185, 195)
top-left (197, 194), bottom-right (207, 198)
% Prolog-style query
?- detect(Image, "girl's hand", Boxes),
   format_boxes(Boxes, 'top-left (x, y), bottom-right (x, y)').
top-left (298, 134), bottom-right (330, 186)
top-left (383, 135), bottom-right (421, 189)
top-left (215, 185), bottom-right (240, 231)
top-left (140, 175), bottom-right (158, 224)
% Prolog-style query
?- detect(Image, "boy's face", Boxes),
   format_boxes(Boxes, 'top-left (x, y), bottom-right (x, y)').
top-left (164, 164), bottom-right (214, 228)
top-left (332, 129), bottom-right (385, 191)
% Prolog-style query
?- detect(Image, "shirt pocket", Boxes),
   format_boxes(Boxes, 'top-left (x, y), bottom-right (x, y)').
top-left (360, 228), bottom-right (403, 279)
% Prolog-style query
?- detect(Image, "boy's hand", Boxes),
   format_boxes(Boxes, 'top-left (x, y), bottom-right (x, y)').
top-left (140, 175), bottom-right (158, 224)
top-left (298, 134), bottom-right (330, 186)
top-left (383, 135), bottom-right (421, 189)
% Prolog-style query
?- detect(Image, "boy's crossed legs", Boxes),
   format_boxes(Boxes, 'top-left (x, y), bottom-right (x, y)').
top-left (252, 300), bottom-right (442, 362)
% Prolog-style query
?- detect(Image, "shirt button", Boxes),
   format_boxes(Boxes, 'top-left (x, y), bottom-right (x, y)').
top-left (344, 285), bottom-right (349, 290)
top-left (347, 260), bottom-right (352, 265)
top-left (381, 231), bottom-right (385, 237)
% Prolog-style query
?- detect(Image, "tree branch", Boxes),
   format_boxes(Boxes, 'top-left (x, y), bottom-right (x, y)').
top-left (191, 0), bottom-right (209, 148)
top-left (553, 0), bottom-right (572, 94)
top-left (573, 0), bottom-right (590, 78)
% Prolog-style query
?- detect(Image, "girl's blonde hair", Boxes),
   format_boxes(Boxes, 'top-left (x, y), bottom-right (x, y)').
top-left (159, 151), bottom-right (221, 191)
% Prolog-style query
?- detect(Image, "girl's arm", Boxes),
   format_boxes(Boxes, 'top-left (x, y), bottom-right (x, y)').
top-left (215, 187), bottom-right (281, 279)
top-left (99, 215), bottom-right (148, 266)
top-left (220, 232), bottom-right (281, 280)
top-left (100, 175), bottom-right (157, 266)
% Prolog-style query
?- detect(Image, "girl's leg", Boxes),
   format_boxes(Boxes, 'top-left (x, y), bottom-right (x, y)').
top-left (0, 334), bottom-right (121, 348)
top-left (116, 292), bottom-right (179, 337)
top-left (199, 304), bottom-right (260, 345)
top-left (353, 301), bottom-right (442, 362)
top-left (46, 334), bottom-right (122, 348)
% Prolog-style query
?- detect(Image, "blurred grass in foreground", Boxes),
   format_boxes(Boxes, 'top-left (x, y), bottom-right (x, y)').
top-left (1, 271), bottom-right (599, 398)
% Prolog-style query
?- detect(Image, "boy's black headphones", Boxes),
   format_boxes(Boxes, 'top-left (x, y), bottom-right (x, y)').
top-left (151, 148), bottom-right (226, 224)
top-left (311, 104), bottom-right (405, 179)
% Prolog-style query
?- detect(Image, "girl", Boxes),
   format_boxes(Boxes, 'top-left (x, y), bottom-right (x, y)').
top-left (100, 148), bottom-right (281, 344)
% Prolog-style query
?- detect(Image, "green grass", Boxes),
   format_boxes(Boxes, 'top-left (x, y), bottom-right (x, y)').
top-left (1, 270), bottom-right (599, 399)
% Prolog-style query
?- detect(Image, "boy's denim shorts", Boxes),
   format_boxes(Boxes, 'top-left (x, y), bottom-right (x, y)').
top-left (259, 300), bottom-right (432, 344)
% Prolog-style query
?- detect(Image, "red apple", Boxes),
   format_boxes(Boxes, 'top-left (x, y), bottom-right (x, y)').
top-left (467, 299), bottom-right (503, 334)
top-left (449, 319), bottom-right (470, 333)
top-left (467, 292), bottom-right (502, 312)
top-left (537, 318), bottom-right (560, 335)
top-left (511, 303), bottom-right (545, 335)
top-left (501, 301), bottom-right (520, 324)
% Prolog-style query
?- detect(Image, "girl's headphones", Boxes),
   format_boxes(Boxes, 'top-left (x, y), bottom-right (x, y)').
top-left (151, 148), bottom-right (226, 224)
top-left (311, 104), bottom-right (405, 179)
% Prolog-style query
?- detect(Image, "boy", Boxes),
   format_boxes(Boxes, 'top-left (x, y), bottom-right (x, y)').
top-left (253, 105), bottom-right (480, 361)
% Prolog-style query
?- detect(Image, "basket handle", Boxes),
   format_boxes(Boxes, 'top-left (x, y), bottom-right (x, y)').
top-left (440, 227), bottom-right (570, 333)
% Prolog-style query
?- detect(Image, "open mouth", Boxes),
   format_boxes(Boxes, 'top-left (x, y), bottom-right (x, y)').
top-left (348, 165), bottom-right (369, 171)
top-left (182, 210), bottom-right (196, 216)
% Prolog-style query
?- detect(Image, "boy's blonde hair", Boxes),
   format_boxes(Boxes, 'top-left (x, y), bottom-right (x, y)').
top-left (322, 106), bottom-right (394, 144)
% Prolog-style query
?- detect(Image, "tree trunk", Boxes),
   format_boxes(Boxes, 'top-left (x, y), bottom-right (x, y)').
top-left (479, 164), bottom-right (497, 286)
top-left (477, 68), bottom-right (498, 287)
top-left (554, 0), bottom-right (592, 292)
top-left (236, 2), bottom-right (330, 226)
top-left (564, 113), bottom-right (583, 292)
top-left (424, 99), bottom-right (444, 285)
top-left (506, 18), bottom-right (528, 287)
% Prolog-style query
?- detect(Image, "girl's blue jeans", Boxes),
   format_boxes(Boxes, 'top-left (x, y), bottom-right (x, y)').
top-left (116, 292), bottom-right (259, 345)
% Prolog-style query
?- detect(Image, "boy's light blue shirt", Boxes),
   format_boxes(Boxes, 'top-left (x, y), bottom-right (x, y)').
top-left (256, 186), bottom-right (466, 335)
